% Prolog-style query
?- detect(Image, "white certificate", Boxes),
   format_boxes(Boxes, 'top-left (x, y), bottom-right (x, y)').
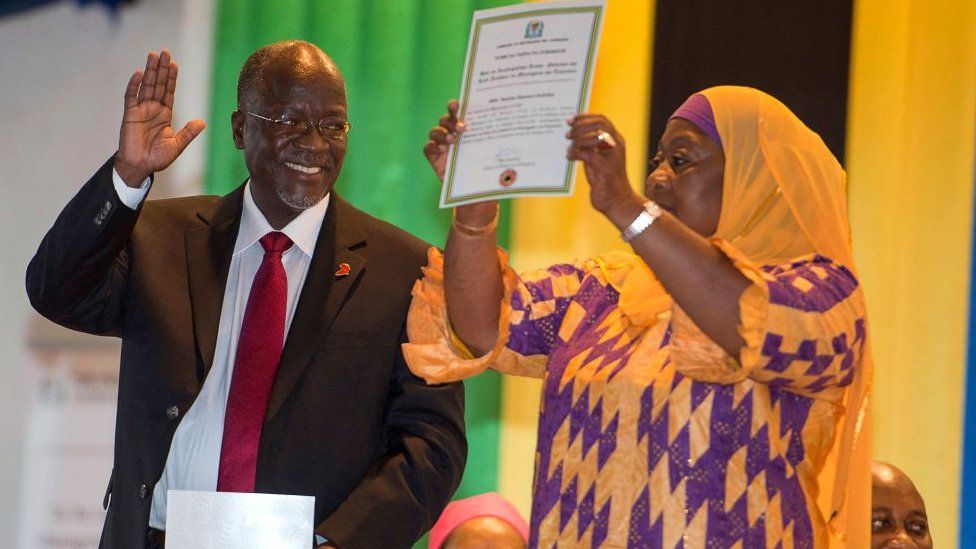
top-left (440, 0), bottom-right (606, 208)
top-left (165, 490), bottom-right (314, 549)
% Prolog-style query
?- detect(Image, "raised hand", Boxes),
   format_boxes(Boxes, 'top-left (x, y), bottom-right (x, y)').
top-left (423, 99), bottom-right (496, 228)
top-left (114, 50), bottom-right (206, 187)
top-left (423, 99), bottom-right (465, 182)
top-left (566, 114), bottom-right (643, 225)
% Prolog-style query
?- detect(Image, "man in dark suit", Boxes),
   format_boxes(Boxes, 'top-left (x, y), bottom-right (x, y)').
top-left (26, 41), bottom-right (466, 549)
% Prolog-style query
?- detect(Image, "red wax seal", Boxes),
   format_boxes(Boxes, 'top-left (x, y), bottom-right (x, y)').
top-left (499, 169), bottom-right (517, 187)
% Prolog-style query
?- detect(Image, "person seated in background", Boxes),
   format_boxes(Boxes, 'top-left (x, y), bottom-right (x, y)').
top-left (429, 492), bottom-right (529, 549)
top-left (872, 461), bottom-right (932, 548)
top-left (406, 86), bottom-right (873, 546)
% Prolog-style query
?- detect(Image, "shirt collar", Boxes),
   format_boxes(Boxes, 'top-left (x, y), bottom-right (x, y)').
top-left (235, 181), bottom-right (331, 257)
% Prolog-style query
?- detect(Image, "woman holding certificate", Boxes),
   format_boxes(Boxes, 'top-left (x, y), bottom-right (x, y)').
top-left (406, 86), bottom-right (870, 548)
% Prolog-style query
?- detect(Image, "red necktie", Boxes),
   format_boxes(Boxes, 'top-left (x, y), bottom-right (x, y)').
top-left (217, 232), bottom-right (293, 492)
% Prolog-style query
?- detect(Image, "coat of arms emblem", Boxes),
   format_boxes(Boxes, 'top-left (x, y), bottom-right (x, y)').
top-left (525, 20), bottom-right (543, 39)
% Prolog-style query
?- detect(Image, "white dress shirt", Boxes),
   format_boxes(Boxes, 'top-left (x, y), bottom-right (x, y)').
top-left (110, 170), bottom-right (330, 529)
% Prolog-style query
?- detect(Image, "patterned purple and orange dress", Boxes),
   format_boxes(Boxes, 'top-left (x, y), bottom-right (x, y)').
top-left (404, 239), bottom-right (866, 548)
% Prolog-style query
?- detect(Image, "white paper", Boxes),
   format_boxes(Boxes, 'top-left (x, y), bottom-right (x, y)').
top-left (440, 0), bottom-right (606, 207)
top-left (165, 490), bottom-right (314, 549)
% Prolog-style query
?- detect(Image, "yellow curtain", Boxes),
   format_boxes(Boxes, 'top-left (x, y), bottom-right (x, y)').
top-left (498, 0), bottom-right (655, 519)
top-left (847, 0), bottom-right (976, 545)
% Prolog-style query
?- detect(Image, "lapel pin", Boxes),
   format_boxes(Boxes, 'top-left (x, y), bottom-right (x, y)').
top-left (334, 262), bottom-right (351, 278)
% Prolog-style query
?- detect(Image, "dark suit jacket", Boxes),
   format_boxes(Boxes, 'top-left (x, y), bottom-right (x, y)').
top-left (26, 157), bottom-right (466, 549)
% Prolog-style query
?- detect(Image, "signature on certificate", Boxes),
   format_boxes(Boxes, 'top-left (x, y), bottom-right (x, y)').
top-left (495, 147), bottom-right (522, 164)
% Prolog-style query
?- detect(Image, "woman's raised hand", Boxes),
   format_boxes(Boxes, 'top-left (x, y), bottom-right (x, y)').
top-left (423, 99), bottom-right (465, 183)
top-left (114, 50), bottom-right (206, 187)
top-left (424, 99), bottom-right (497, 228)
top-left (566, 114), bottom-right (644, 225)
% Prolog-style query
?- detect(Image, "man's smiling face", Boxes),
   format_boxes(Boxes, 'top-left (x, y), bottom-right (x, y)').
top-left (233, 44), bottom-right (348, 226)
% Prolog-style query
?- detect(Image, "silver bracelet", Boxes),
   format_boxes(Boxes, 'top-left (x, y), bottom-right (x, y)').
top-left (621, 201), bottom-right (662, 242)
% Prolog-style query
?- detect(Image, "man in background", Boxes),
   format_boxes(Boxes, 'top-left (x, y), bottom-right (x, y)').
top-left (872, 461), bottom-right (932, 548)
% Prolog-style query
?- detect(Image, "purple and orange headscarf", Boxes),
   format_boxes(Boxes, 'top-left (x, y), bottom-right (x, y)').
top-left (668, 93), bottom-right (722, 148)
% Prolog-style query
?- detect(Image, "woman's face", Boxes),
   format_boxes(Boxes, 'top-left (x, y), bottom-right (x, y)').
top-left (645, 118), bottom-right (725, 236)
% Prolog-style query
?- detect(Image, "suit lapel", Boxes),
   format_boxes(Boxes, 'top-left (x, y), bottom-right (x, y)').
top-left (265, 194), bottom-right (367, 423)
top-left (185, 184), bottom-right (244, 382)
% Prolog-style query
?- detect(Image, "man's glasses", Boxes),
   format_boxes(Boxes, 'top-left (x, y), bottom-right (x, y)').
top-left (239, 109), bottom-right (351, 139)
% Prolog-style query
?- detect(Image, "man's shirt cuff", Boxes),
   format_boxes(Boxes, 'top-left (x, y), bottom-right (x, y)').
top-left (112, 168), bottom-right (151, 209)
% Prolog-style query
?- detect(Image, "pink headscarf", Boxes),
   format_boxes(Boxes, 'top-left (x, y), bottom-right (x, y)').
top-left (429, 493), bottom-right (529, 549)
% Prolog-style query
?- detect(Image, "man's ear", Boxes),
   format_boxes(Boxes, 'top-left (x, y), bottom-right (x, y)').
top-left (231, 110), bottom-right (245, 150)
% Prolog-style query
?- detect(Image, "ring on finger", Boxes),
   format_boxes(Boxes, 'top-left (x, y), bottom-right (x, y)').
top-left (596, 130), bottom-right (617, 149)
